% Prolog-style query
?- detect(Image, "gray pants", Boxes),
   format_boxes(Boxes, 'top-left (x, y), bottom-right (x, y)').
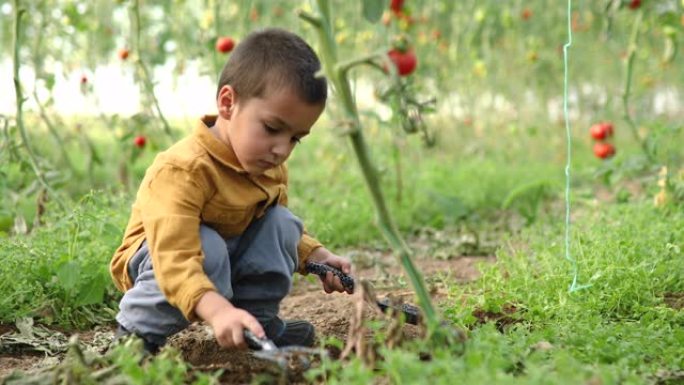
top-left (116, 205), bottom-right (303, 346)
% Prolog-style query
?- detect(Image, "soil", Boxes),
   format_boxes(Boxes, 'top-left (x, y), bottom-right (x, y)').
top-left (168, 254), bottom-right (493, 383)
top-left (471, 302), bottom-right (522, 332)
top-left (663, 292), bottom-right (684, 310)
top-left (0, 238), bottom-right (495, 384)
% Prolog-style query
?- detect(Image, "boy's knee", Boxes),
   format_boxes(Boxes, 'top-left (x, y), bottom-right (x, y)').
top-left (200, 224), bottom-right (229, 270)
top-left (265, 205), bottom-right (303, 236)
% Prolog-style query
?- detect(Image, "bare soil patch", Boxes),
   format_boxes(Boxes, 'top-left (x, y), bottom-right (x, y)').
top-left (165, 254), bottom-right (492, 383)
top-left (663, 292), bottom-right (684, 310)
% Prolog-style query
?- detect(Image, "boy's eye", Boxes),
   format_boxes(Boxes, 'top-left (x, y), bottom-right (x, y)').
top-left (264, 124), bottom-right (278, 133)
top-left (292, 137), bottom-right (302, 144)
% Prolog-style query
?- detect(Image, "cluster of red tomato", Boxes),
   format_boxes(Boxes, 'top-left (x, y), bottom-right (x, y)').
top-left (116, 3), bottom-right (415, 151)
top-left (589, 122), bottom-right (616, 159)
top-left (386, 0), bottom-right (417, 77)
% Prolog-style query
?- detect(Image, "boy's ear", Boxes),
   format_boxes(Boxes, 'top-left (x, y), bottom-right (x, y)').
top-left (217, 85), bottom-right (237, 120)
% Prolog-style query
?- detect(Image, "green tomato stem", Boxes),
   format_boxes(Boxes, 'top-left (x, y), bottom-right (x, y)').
top-left (621, 10), bottom-right (654, 162)
top-left (131, 0), bottom-right (174, 140)
top-left (12, 0), bottom-right (65, 211)
top-left (300, 0), bottom-right (442, 337)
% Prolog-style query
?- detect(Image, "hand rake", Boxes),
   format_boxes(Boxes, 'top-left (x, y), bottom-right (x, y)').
top-left (305, 262), bottom-right (423, 325)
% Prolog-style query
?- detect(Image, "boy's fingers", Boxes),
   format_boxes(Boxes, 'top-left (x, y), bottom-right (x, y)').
top-left (216, 331), bottom-right (231, 348)
top-left (232, 327), bottom-right (246, 349)
top-left (323, 272), bottom-right (333, 293)
top-left (332, 260), bottom-right (351, 275)
top-left (245, 318), bottom-right (265, 339)
top-left (321, 271), bottom-right (350, 293)
top-left (333, 276), bottom-right (344, 292)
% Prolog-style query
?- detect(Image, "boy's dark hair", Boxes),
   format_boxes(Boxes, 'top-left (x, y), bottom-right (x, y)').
top-left (216, 28), bottom-right (327, 105)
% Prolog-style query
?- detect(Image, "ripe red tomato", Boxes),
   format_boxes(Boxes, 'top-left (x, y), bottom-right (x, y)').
top-left (589, 122), bottom-right (614, 140)
top-left (593, 142), bottom-right (616, 159)
top-left (215, 37), bottom-right (235, 53)
top-left (628, 0), bottom-right (641, 10)
top-left (521, 8), bottom-right (533, 21)
top-left (387, 48), bottom-right (417, 76)
top-left (390, 0), bottom-right (404, 14)
top-left (118, 48), bottom-right (129, 60)
top-left (602, 122), bottom-right (614, 137)
top-left (134, 135), bottom-right (146, 148)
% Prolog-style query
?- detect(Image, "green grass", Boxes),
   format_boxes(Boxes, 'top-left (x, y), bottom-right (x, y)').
top-left (287, 116), bottom-right (567, 248)
top-left (309, 201), bottom-right (684, 384)
top-left (1, 113), bottom-right (682, 383)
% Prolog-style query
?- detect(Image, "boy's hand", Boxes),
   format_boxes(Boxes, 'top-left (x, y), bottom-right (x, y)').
top-left (195, 291), bottom-right (265, 349)
top-left (307, 247), bottom-right (353, 294)
top-left (208, 307), bottom-right (264, 348)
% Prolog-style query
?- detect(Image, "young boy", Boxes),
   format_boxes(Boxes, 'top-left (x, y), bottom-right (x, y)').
top-left (110, 28), bottom-right (352, 353)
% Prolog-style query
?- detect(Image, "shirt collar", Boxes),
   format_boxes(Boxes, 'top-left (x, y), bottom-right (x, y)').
top-left (195, 115), bottom-right (246, 173)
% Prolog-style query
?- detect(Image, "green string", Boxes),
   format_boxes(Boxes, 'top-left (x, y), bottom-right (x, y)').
top-left (563, 0), bottom-right (591, 293)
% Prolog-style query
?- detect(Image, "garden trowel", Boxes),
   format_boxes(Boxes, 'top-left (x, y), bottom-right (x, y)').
top-left (305, 262), bottom-right (422, 325)
top-left (242, 329), bottom-right (324, 371)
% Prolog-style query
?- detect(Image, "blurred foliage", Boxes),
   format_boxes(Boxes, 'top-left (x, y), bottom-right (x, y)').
top-left (0, 0), bottom-right (682, 235)
top-left (0, 3), bottom-right (682, 382)
top-left (1, 0), bottom-right (682, 111)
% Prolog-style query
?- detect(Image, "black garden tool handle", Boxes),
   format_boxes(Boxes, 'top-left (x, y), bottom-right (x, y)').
top-left (304, 262), bottom-right (422, 325)
top-left (305, 261), bottom-right (355, 292)
top-left (376, 298), bottom-right (422, 325)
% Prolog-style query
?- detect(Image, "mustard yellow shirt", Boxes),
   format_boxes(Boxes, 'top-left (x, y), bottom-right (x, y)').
top-left (110, 115), bottom-right (322, 321)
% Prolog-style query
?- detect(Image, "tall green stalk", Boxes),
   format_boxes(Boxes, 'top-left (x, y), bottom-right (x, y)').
top-left (299, 0), bottom-right (444, 337)
top-left (32, 91), bottom-right (76, 174)
top-left (12, 0), bottom-right (65, 211)
top-left (131, 0), bottom-right (174, 139)
top-left (622, 10), bottom-right (653, 162)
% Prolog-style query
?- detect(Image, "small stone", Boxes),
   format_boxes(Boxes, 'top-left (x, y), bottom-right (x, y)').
top-left (532, 340), bottom-right (553, 351)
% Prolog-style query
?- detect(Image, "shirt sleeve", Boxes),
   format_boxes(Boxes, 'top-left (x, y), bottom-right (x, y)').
top-left (296, 233), bottom-right (323, 274)
top-left (139, 165), bottom-right (216, 321)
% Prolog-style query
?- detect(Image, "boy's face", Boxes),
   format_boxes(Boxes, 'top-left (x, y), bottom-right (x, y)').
top-left (216, 85), bottom-right (324, 175)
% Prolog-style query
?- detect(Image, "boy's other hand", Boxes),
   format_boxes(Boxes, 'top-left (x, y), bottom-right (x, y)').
top-left (196, 291), bottom-right (265, 349)
top-left (307, 247), bottom-right (353, 295)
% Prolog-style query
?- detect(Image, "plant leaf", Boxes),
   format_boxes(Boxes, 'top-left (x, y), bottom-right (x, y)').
top-left (76, 276), bottom-right (105, 306)
top-left (56, 261), bottom-right (79, 291)
top-left (362, 0), bottom-right (386, 23)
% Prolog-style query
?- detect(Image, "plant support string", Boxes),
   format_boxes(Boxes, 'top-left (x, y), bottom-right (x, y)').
top-left (563, 0), bottom-right (591, 293)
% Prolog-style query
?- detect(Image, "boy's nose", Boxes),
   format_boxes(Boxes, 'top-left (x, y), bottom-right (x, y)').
top-left (271, 141), bottom-right (291, 159)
